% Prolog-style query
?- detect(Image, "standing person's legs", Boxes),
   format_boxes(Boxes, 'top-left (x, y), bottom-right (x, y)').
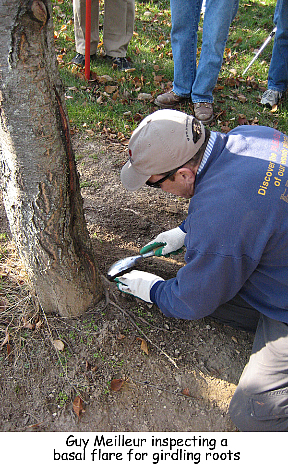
top-left (103, 0), bottom-right (135, 57)
top-left (73, 0), bottom-right (99, 55)
top-left (192, 0), bottom-right (239, 103)
top-left (261, 0), bottom-right (288, 106)
top-left (229, 315), bottom-right (288, 431)
top-left (267, 0), bottom-right (288, 93)
top-left (154, 0), bottom-right (202, 108)
top-left (170, 0), bottom-right (202, 97)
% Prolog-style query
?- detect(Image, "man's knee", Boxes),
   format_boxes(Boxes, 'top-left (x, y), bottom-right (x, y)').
top-left (229, 386), bottom-right (288, 432)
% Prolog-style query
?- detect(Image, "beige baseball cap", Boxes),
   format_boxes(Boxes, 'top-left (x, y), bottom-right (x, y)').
top-left (121, 109), bottom-right (205, 191)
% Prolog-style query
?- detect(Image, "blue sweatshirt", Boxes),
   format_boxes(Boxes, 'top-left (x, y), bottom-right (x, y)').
top-left (150, 125), bottom-right (288, 324)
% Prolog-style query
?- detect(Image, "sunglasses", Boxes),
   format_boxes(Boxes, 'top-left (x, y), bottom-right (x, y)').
top-left (146, 167), bottom-right (180, 189)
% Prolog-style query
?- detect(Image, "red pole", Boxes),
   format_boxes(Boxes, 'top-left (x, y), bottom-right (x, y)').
top-left (85, 0), bottom-right (91, 80)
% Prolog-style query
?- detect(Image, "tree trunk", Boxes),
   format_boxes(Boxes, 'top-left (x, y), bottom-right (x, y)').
top-left (0, 0), bottom-right (103, 317)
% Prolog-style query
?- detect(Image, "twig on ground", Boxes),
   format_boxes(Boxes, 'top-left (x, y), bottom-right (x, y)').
top-left (101, 275), bottom-right (170, 331)
top-left (100, 275), bottom-right (178, 367)
top-left (110, 298), bottom-right (178, 368)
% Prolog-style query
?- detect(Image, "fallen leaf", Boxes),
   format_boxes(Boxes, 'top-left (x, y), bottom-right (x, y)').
top-left (221, 125), bottom-right (231, 133)
top-left (73, 396), bottom-right (85, 417)
top-left (98, 74), bottom-right (113, 83)
top-left (153, 75), bottom-right (163, 83)
top-left (233, 37), bottom-right (242, 47)
top-left (53, 339), bottom-right (64, 351)
top-left (137, 337), bottom-right (149, 355)
top-left (271, 104), bottom-right (278, 112)
top-left (251, 117), bottom-right (259, 125)
top-left (137, 92), bottom-right (153, 101)
top-left (133, 112), bottom-right (144, 121)
top-left (1, 328), bottom-right (9, 347)
top-left (237, 94), bottom-right (247, 103)
top-left (225, 77), bottom-right (237, 87)
top-left (112, 90), bottom-right (119, 101)
top-left (224, 47), bottom-right (231, 59)
top-left (182, 388), bottom-right (190, 396)
top-left (117, 131), bottom-right (126, 141)
top-left (35, 320), bottom-right (42, 329)
top-left (105, 85), bottom-right (118, 94)
top-left (238, 114), bottom-right (248, 125)
top-left (26, 421), bottom-right (44, 429)
top-left (22, 318), bottom-right (34, 329)
top-left (111, 378), bottom-right (125, 391)
top-left (117, 333), bottom-right (126, 340)
top-left (89, 71), bottom-right (99, 81)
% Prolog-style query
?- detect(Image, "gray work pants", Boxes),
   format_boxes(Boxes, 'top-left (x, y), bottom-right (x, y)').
top-left (211, 296), bottom-right (288, 431)
top-left (73, 0), bottom-right (135, 57)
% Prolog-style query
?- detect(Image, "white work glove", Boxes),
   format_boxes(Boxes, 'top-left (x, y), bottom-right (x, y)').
top-left (140, 227), bottom-right (186, 257)
top-left (115, 270), bottom-right (164, 303)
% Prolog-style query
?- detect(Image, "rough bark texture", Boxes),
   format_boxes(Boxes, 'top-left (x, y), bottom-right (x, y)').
top-left (0, 0), bottom-right (103, 317)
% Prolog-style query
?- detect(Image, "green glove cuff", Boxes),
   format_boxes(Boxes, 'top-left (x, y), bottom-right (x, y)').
top-left (140, 242), bottom-right (166, 256)
top-left (163, 247), bottom-right (184, 258)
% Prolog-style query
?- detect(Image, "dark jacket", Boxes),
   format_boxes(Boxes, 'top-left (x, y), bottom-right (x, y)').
top-left (151, 126), bottom-right (288, 323)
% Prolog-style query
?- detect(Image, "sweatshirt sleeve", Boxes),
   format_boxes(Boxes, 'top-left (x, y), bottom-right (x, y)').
top-left (150, 249), bottom-right (258, 320)
top-left (178, 220), bottom-right (186, 232)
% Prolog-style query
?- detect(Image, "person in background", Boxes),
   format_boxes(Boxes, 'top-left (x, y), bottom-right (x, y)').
top-left (72, 0), bottom-right (135, 71)
top-left (261, 0), bottom-right (288, 107)
top-left (154, 0), bottom-right (239, 124)
top-left (116, 109), bottom-right (288, 431)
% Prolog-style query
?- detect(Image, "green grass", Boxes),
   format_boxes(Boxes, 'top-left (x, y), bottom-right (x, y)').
top-left (52, 0), bottom-right (287, 139)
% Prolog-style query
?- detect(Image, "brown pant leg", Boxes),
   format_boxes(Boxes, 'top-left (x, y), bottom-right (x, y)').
top-left (73, 0), bottom-right (99, 55)
top-left (103, 0), bottom-right (135, 56)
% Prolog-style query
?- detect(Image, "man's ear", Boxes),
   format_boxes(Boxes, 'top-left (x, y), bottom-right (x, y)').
top-left (177, 167), bottom-right (196, 183)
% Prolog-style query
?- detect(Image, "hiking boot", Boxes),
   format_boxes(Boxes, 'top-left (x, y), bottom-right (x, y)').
top-left (105, 56), bottom-right (134, 71)
top-left (71, 53), bottom-right (96, 67)
top-left (193, 102), bottom-right (214, 124)
top-left (260, 89), bottom-right (283, 107)
top-left (154, 90), bottom-right (190, 108)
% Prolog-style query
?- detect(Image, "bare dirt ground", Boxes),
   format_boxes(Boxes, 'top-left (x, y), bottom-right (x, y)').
top-left (0, 133), bottom-right (255, 432)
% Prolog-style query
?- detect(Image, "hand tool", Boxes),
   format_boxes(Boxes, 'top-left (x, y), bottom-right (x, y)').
top-left (107, 250), bottom-right (156, 280)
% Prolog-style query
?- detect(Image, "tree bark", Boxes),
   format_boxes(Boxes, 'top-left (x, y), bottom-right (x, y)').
top-left (0, 0), bottom-right (103, 317)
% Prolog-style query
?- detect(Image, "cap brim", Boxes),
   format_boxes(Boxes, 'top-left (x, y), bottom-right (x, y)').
top-left (120, 160), bottom-right (150, 191)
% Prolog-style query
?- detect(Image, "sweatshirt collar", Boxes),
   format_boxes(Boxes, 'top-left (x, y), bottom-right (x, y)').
top-left (197, 132), bottom-right (217, 175)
